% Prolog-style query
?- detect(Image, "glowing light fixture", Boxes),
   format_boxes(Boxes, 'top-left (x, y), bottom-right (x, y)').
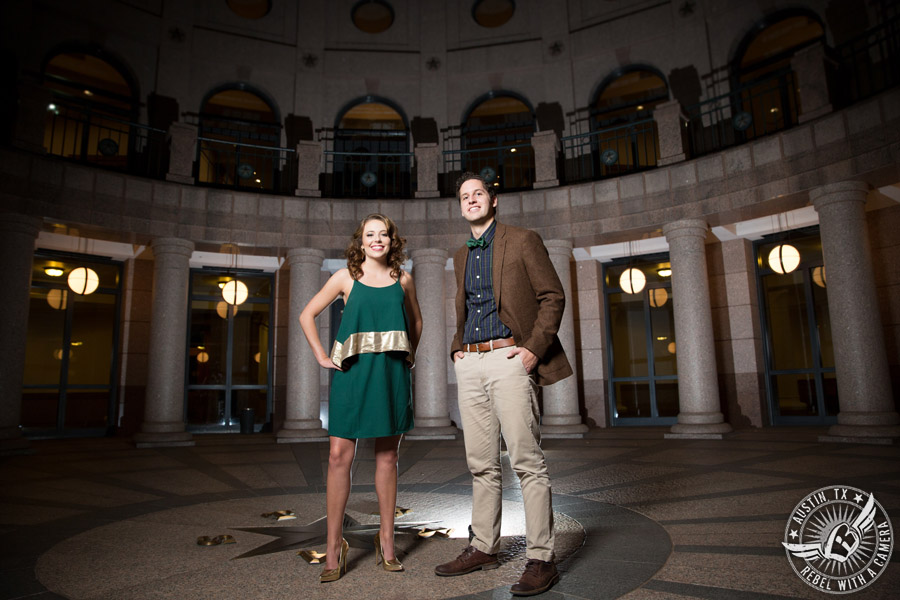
top-left (83, 89), bottom-right (93, 96)
top-left (44, 267), bottom-right (64, 277)
top-left (197, 351), bottom-right (209, 363)
top-left (667, 342), bottom-right (676, 354)
top-left (768, 244), bottom-right (800, 274)
top-left (216, 300), bottom-right (238, 319)
top-left (222, 280), bottom-right (249, 305)
top-left (47, 103), bottom-right (57, 111)
top-left (657, 267), bottom-right (672, 277)
top-left (46, 289), bottom-right (67, 310)
top-left (637, 105), bottom-right (644, 110)
top-left (253, 352), bottom-right (261, 363)
top-left (619, 268), bottom-right (646, 294)
top-left (68, 267), bottom-right (99, 295)
top-left (649, 288), bottom-right (668, 308)
top-left (812, 265), bottom-right (826, 288)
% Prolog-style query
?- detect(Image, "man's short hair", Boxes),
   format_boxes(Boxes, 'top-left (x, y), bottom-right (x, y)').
top-left (455, 171), bottom-right (498, 202)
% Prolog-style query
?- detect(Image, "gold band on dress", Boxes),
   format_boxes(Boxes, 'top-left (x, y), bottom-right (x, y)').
top-left (330, 330), bottom-right (414, 369)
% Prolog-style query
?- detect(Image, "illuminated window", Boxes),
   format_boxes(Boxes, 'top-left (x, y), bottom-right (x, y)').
top-left (329, 97), bottom-right (411, 198)
top-left (197, 85), bottom-right (283, 192)
top-left (461, 93), bottom-right (535, 191)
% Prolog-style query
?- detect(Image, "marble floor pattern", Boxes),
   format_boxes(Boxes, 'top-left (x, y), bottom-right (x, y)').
top-left (1, 427), bottom-right (898, 600)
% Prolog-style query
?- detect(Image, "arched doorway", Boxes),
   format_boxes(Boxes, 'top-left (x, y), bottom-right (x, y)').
top-left (197, 85), bottom-right (284, 192)
top-left (41, 47), bottom-right (144, 172)
top-left (589, 67), bottom-right (667, 177)
top-left (460, 92), bottom-right (536, 192)
top-left (329, 97), bottom-right (411, 198)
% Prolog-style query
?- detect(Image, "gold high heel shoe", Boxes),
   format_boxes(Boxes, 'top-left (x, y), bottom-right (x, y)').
top-left (319, 538), bottom-right (349, 583)
top-left (374, 531), bottom-right (404, 571)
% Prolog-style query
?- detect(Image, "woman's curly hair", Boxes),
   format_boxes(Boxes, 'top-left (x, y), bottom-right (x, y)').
top-left (345, 213), bottom-right (407, 280)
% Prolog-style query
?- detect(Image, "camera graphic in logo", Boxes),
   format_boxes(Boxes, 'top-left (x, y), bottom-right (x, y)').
top-left (783, 486), bottom-right (893, 594)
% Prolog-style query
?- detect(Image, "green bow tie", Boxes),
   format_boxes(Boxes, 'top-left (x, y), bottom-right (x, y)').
top-left (467, 237), bottom-right (487, 249)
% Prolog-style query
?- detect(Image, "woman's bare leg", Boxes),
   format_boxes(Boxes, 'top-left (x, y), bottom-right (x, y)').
top-left (374, 434), bottom-right (402, 560)
top-left (325, 436), bottom-right (357, 569)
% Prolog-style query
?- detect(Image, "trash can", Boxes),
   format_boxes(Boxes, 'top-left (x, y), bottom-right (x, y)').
top-left (240, 408), bottom-right (255, 434)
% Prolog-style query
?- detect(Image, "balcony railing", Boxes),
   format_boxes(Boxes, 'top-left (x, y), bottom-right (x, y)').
top-left (440, 142), bottom-right (535, 195)
top-left (832, 14), bottom-right (900, 108)
top-left (44, 105), bottom-right (168, 179)
top-left (685, 68), bottom-right (798, 158)
top-left (560, 118), bottom-right (659, 184)
top-left (196, 137), bottom-right (295, 194)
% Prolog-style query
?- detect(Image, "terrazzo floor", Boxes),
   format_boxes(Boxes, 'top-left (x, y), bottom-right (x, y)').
top-left (1, 427), bottom-right (897, 599)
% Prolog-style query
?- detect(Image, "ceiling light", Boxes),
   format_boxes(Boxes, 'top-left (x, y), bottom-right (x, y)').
top-left (44, 267), bottom-right (64, 277)
top-left (657, 268), bottom-right (672, 277)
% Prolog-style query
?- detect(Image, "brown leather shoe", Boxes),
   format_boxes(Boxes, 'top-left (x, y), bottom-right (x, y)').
top-left (510, 559), bottom-right (559, 596)
top-left (434, 545), bottom-right (499, 576)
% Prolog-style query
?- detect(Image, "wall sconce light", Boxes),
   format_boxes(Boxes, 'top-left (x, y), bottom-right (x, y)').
top-left (619, 268), bottom-right (646, 294)
top-left (768, 244), bottom-right (800, 274)
top-left (44, 267), bottom-right (64, 277)
top-left (222, 280), bottom-right (249, 305)
top-left (657, 267), bottom-right (672, 277)
top-left (68, 267), bottom-right (99, 295)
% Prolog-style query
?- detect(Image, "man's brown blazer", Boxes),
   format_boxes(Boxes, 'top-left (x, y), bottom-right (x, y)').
top-left (450, 221), bottom-right (573, 387)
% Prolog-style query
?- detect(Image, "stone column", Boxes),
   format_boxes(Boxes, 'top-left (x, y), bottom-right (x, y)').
top-left (792, 41), bottom-right (833, 123)
top-left (278, 248), bottom-right (329, 442)
top-left (14, 82), bottom-right (51, 154)
top-left (0, 214), bottom-right (40, 454)
top-left (663, 220), bottom-right (732, 438)
top-left (407, 249), bottom-right (458, 439)
top-left (531, 130), bottom-right (560, 189)
top-left (165, 122), bottom-right (196, 184)
top-left (541, 240), bottom-right (588, 437)
top-left (414, 143), bottom-right (441, 198)
top-left (653, 100), bottom-right (688, 166)
top-left (811, 181), bottom-right (900, 442)
top-left (134, 238), bottom-right (195, 448)
top-left (295, 140), bottom-right (323, 197)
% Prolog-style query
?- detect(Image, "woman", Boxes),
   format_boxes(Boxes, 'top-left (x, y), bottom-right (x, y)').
top-left (299, 214), bottom-right (423, 583)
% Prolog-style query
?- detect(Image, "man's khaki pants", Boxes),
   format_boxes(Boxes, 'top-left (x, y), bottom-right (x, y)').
top-left (454, 346), bottom-right (554, 562)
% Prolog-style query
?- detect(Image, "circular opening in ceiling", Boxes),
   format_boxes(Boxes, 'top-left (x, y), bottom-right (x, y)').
top-left (473, 0), bottom-right (515, 28)
top-left (226, 0), bottom-right (271, 19)
top-left (352, 0), bottom-right (395, 34)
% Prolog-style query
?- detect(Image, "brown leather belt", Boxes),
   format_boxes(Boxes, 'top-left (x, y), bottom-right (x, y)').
top-left (463, 337), bottom-right (516, 353)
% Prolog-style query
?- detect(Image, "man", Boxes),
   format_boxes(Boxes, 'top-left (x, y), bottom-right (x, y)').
top-left (434, 172), bottom-right (572, 596)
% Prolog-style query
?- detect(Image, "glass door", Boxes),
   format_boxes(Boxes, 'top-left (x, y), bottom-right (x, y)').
top-left (757, 231), bottom-right (837, 424)
top-left (186, 269), bottom-right (273, 432)
top-left (23, 253), bottom-right (121, 437)
top-left (604, 256), bottom-right (678, 425)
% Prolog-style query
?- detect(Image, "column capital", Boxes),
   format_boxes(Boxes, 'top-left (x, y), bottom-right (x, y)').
top-left (150, 237), bottom-right (194, 257)
top-left (545, 239), bottom-right (573, 256)
top-left (410, 247), bottom-right (448, 265)
top-left (810, 181), bottom-right (869, 208)
top-left (663, 218), bottom-right (708, 240)
top-left (286, 247), bottom-right (325, 267)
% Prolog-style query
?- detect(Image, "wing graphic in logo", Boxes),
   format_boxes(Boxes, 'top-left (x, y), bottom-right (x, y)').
top-left (783, 494), bottom-right (877, 563)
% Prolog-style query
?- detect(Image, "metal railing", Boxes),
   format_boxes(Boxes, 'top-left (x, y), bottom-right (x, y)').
top-left (684, 68), bottom-right (798, 158)
top-left (441, 142), bottom-right (535, 195)
top-left (44, 105), bottom-right (168, 179)
top-left (832, 15), bottom-right (900, 108)
top-left (318, 129), bottom-right (413, 199)
top-left (560, 118), bottom-right (658, 184)
top-left (196, 137), bottom-right (295, 194)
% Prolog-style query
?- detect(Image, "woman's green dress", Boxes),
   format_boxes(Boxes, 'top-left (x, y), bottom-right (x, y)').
top-left (328, 279), bottom-right (414, 439)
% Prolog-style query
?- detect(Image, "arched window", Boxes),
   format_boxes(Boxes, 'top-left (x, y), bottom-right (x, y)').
top-left (41, 47), bottom-right (141, 170)
top-left (589, 68), bottom-right (667, 176)
top-left (461, 92), bottom-right (535, 191)
top-left (197, 85), bottom-right (283, 192)
top-left (731, 11), bottom-right (825, 139)
top-left (329, 97), bottom-right (411, 198)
